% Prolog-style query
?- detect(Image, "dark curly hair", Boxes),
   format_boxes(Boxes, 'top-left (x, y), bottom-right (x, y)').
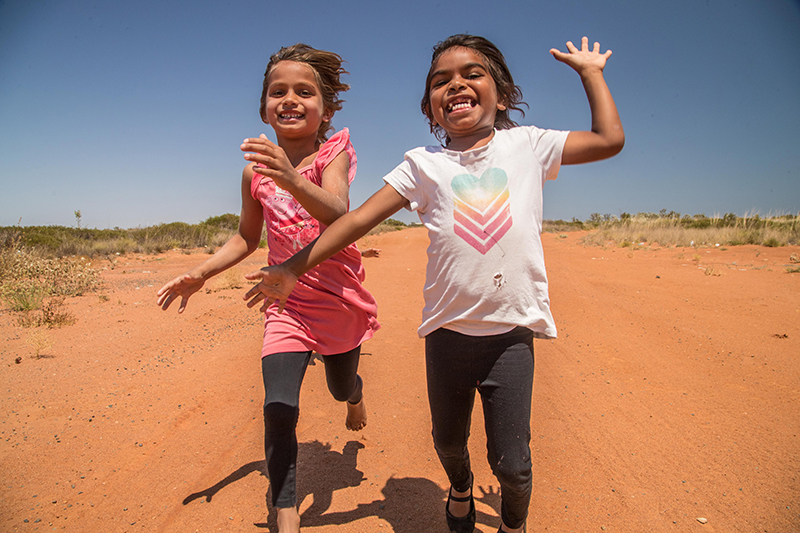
top-left (260, 44), bottom-right (349, 143)
top-left (421, 34), bottom-right (526, 144)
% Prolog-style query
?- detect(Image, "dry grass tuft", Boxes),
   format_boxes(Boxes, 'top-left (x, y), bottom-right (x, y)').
top-left (25, 329), bottom-right (54, 359)
top-left (577, 212), bottom-right (799, 248)
top-left (1, 229), bottom-right (98, 327)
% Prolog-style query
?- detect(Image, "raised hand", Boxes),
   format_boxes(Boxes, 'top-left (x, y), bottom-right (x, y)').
top-left (240, 134), bottom-right (303, 191)
top-left (242, 264), bottom-right (299, 313)
top-left (156, 272), bottom-right (206, 313)
top-left (550, 36), bottom-right (612, 75)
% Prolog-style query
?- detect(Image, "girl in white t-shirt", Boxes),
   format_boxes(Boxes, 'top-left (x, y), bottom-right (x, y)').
top-left (242, 34), bottom-right (624, 533)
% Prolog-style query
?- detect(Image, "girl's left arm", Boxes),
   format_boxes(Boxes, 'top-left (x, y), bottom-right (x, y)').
top-left (241, 135), bottom-right (349, 225)
top-left (551, 36), bottom-right (625, 165)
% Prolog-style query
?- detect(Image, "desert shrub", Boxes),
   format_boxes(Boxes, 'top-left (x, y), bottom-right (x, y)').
top-left (383, 218), bottom-right (407, 227)
top-left (17, 297), bottom-right (75, 328)
top-left (201, 213), bottom-right (240, 232)
top-left (580, 212), bottom-right (799, 247)
top-left (365, 219), bottom-right (409, 236)
top-left (543, 219), bottom-right (585, 232)
top-left (0, 236), bottom-right (98, 326)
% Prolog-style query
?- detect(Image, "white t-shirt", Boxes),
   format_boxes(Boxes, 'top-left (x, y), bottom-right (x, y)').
top-left (383, 125), bottom-right (569, 339)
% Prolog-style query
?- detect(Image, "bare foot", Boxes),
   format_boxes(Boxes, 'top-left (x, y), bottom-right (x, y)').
top-left (346, 397), bottom-right (367, 431)
top-left (276, 507), bottom-right (300, 532)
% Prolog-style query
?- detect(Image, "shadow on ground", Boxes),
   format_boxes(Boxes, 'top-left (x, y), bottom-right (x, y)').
top-left (183, 439), bottom-right (503, 531)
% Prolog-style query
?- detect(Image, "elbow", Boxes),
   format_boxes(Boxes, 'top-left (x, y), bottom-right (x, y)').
top-left (608, 131), bottom-right (625, 157)
top-left (238, 232), bottom-right (262, 254)
top-left (246, 240), bottom-right (261, 254)
top-left (600, 127), bottom-right (625, 159)
top-left (319, 205), bottom-right (349, 227)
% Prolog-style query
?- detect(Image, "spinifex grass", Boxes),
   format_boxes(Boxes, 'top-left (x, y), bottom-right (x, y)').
top-left (578, 213), bottom-right (799, 248)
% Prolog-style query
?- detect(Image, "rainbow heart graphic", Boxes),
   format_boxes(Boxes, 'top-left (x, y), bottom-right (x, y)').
top-left (451, 168), bottom-right (512, 254)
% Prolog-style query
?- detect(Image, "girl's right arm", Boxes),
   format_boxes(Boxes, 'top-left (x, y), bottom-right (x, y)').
top-left (242, 183), bottom-right (408, 313)
top-left (550, 36), bottom-right (625, 164)
top-left (157, 165), bottom-right (265, 313)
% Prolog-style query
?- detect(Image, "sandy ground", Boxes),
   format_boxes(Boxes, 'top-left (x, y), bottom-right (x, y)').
top-left (1, 227), bottom-right (799, 532)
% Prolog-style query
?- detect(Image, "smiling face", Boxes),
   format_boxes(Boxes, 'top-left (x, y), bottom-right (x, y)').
top-left (264, 60), bottom-right (331, 144)
top-left (425, 47), bottom-right (506, 150)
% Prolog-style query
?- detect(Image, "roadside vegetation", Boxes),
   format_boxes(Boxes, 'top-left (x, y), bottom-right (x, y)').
top-left (2, 211), bottom-right (797, 329)
top-left (0, 215), bottom-right (411, 328)
top-left (544, 210), bottom-right (799, 248)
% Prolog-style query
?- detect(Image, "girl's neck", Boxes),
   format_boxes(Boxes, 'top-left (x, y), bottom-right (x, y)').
top-left (277, 134), bottom-right (321, 169)
top-left (445, 128), bottom-right (495, 152)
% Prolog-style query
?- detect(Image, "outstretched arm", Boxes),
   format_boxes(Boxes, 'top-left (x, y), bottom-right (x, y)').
top-left (551, 36), bottom-right (625, 164)
top-left (242, 184), bottom-right (408, 312)
top-left (157, 167), bottom-right (264, 313)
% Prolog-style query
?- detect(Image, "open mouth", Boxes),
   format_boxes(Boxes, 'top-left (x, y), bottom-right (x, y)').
top-left (278, 112), bottom-right (304, 120)
top-left (446, 98), bottom-right (475, 113)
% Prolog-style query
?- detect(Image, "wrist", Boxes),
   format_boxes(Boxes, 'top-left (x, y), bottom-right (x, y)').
top-left (279, 169), bottom-right (305, 194)
top-left (578, 66), bottom-right (605, 81)
top-left (284, 260), bottom-right (305, 280)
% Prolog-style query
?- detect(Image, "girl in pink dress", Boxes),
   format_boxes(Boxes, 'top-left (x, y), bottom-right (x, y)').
top-left (157, 43), bottom-right (378, 533)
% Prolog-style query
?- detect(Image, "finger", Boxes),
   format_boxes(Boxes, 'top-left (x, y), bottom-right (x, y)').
top-left (246, 292), bottom-right (265, 308)
top-left (178, 296), bottom-right (189, 314)
top-left (244, 269), bottom-right (267, 282)
top-left (242, 136), bottom-right (277, 151)
top-left (259, 297), bottom-right (284, 314)
top-left (251, 163), bottom-right (279, 176)
top-left (564, 40), bottom-right (577, 53)
top-left (549, 49), bottom-right (568, 63)
top-left (241, 137), bottom-right (270, 146)
top-left (243, 282), bottom-right (261, 300)
top-left (581, 36), bottom-right (589, 51)
top-left (160, 292), bottom-right (176, 311)
top-left (593, 41), bottom-right (601, 54)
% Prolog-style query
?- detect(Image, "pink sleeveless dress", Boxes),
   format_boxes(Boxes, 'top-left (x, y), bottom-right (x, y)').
top-left (250, 128), bottom-right (380, 356)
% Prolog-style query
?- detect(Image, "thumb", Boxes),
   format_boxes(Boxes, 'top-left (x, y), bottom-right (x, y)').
top-left (244, 270), bottom-right (263, 281)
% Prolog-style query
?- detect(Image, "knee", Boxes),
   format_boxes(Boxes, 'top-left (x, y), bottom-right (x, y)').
top-left (328, 385), bottom-right (353, 403)
top-left (491, 455), bottom-right (532, 491)
top-left (328, 375), bottom-right (361, 403)
top-left (263, 402), bottom-right (298, 435)
top-left (432, 431), bottom-right (469, 460)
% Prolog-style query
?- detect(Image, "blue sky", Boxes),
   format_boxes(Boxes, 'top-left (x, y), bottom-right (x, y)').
top-left (1, 0), bottom-right (798, 228)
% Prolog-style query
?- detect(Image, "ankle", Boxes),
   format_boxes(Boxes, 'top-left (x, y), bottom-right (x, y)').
top-left (276, 506), bottom-right (300, 532)
top-left (450, 485), bottom-right (471, 497)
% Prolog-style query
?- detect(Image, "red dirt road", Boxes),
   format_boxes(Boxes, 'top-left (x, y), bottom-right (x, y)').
top-left (2, 227), bottom-right (798, 532)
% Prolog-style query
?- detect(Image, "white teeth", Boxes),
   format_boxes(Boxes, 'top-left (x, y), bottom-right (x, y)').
top-left (448, 101), bottom-right (472, 112)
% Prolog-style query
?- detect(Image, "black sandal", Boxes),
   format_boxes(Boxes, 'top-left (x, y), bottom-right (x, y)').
top-left (446, 477), bottom-right (475, 533)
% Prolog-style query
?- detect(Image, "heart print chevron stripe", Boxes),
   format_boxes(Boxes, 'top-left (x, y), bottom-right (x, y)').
top-left (451, 168), bottom-right (512, 254)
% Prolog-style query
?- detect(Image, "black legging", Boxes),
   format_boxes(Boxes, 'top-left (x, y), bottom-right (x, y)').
top-left (261, 346), bottom-right (362, 508)
top-left (425, 326), bottom-right (534, 529)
